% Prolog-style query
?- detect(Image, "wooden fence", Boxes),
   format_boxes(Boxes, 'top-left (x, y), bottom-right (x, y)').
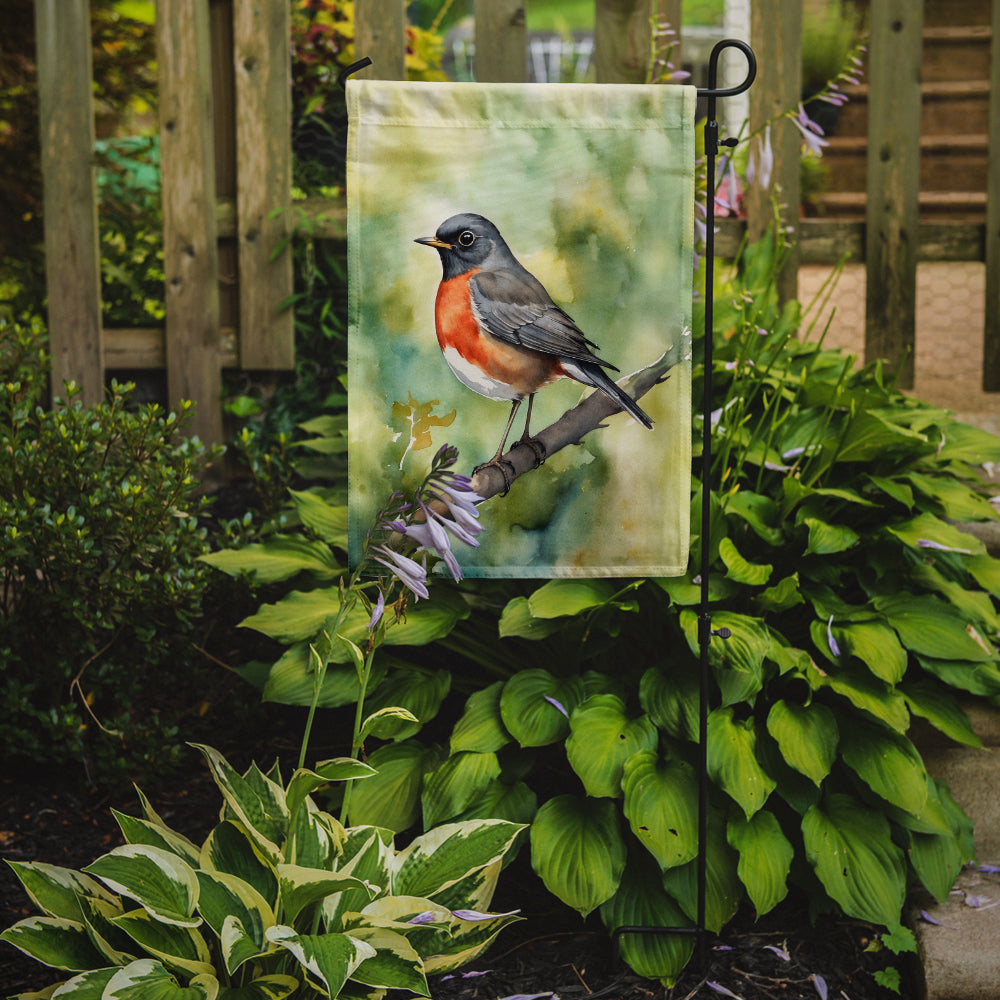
top-left (34, 0), bottom-right (1000, 445)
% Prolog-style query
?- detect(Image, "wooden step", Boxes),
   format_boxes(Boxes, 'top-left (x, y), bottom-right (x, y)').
top-left (922, 25), bottom-right (992, 82)
top-left (813, 190), bottom-right (987, 222)
top-left (822, 134), bottom-right (989, 193)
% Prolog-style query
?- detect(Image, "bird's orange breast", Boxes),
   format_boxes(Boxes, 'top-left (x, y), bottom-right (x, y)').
top-left (434, 272), bottom-right (563, 397)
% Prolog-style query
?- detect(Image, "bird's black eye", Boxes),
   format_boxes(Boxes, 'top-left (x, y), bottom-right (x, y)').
top-left (457, 230), bottom-right (476, 247)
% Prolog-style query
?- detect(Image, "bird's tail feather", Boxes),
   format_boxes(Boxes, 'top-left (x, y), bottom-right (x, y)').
top-left (562, 360), bottom-right (654, 429)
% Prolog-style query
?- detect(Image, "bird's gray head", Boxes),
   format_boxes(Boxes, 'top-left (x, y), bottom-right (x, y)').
top-left (415, 213), bottom-right (516, 279)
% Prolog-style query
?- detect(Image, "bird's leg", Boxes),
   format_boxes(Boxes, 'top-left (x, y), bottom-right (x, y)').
top-left (473, 398), bottom-right (520, 495)
top-left (514, 393), bottom-right (546, 467)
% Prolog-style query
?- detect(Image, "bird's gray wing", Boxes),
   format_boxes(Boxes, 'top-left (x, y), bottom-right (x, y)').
top-left (469, 267), bottom-right (618, 370)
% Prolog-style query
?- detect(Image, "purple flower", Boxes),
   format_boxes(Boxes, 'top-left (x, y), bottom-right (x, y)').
top-left (917, 538), bottom-right (972, 554)
top-left (763, 944), bottom-right (790, 961)
top-left (372, 545), bottom-right (429, 600)
top-left (791, 104), bottom-right (828, 156)
top-left (451, 908), bottom-right (520, 921)
top-left (544, 695), bottom-right (569, 718)
top-left (706, 983), bottom-right (742, 999)
top-left (407, 911), bottom-right (438, 925)
top-left (367, 590), bottom-right (385, 631)
top-left (747, 125), bottom-right (774, 190)
top-left (812, 974), bottom-right (828, 1000)
top-left (826, 616), bottom-right (841, 658)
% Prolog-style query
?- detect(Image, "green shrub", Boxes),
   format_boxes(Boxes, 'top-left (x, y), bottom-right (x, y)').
top-left (0, 317), bottom-right (220, 783)
top-left (213, 233), bottom-right (1000, 985)
top-left (1, 743), bottom-right (524, 998)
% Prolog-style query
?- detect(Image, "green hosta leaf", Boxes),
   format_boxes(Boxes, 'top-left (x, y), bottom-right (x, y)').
top-left (874, 594), bottom-right (995, 662)
top-left (724, 490), bottom-right (784, 545)
top-left (195, 871), bottom-right (274, 974)
top-left (565, 695), bottom-right (658, 798)
top-left (499, 670), bottom-right (584, 747)
top-left (0, 916), bottom-right (107, 971)
top-left (112, 812), bottom-right (201, 868)
top-left (639, 664), bottom-right (699, 742)
top-left (911, 562), bottom-right (1000, 632)
top-left (655, 573), bottom-right (737, 606)
top-left (835, 409), bottom-right (927, 463)
top-left (4, 862), bottom-right (118, 922)
top-left (935, 421), bottom-right (1000, 465)
top-left (362, 667), bottom-right (451, 740)
top-left (835, 621), bottom-right (907, 684)
top-left (727, 811), bottom-right (793, 917)
top-left (527, 579), bottom-right (617, 618)
top-left (285, 759), bottom-right (376, 822)
top-left (599, 853), bottom-right (694, 987)
top-left (83, 846), bottom-right (200, 928)
top-left (111, 908), bottom-right (214, 977)
top-left (261, 643), bottom-right (385, 708)
top-left (453, 779), bottom-right (538, 827)
top-left (497, 596), bottom-right (563, 639)
top-left (707, 708), bottom-right (776, 818)
top-left (277, 865), bottom-right (374, 925)
top-left (392, 820), bottom-right (524, 901)
top-left (916, 655), bottom-right (1000, 697)
top-left (839, 718), bottom-right (929, 816)
top-left (803, 517), bottom-right (859, 556)
top-left (906, 472), bottom-right (998, 522)
top-left (802, 793), bottom-right (906, 926)
top-left (967, 553), bottom-right (1000, 597)
top-left (808, 661), bottom-right (910, 732)
top-left (200, 535), bottom-right (341, 584)
top-left (288, 489), bottom-right (348, 546)
top-left (661, 811), bottom-right (741, 933)
top-left (190, 746), bottom-right (287, 862)
top-left (450, 682), bottom-right (511, 754)
top-left (200, 822), bottom-right (278, 910)
top-left (621, 751), bottom-right (698, 870)
top-left (718, 537), bottom-right (772, 585)
top-left (103, 959), bottom-right (218, 1000)
top-left (359, 706), bottom-right (421, 742)
top-left (886, 512), bottom-right (985, 556)
top-left (901, 680), bottom-right (982, 748)
top-left (866, 474), bottom-right (914, 509)
top-left (346, 926), bottom-right (428, 994)
top-left (530, 795), bottom-right (626, 917)
top-left (265, 926), bottom-right (375, 998)
top-left (421, 751), bottom-right (502, 828)
top-left (680, 610), bottom-right (770, 706)
top-left (755, 573), bottom-right (804, 614)
top-left (765, 700), bottom-right (838, 786)
top-left (909, 827), bottom-right (966, 905)
top-left (347, 740), bottom-right (442, 832)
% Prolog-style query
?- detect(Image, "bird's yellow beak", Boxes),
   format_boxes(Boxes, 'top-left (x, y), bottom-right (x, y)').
top-left (415, 236), bottom-right (453, 249)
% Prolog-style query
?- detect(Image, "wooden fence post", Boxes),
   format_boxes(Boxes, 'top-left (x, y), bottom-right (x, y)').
top-left (746, 0), bottom-right (801, 305)
top-left (865, 0), bottom-right (923, 389)
top-left (983, 0), bottom-right (1000, 390)
top-left (34, 0), bottom-right (104, 405)
top-left (474, 0), bottom-right (526, 83)
top-left (157, 0), bottom-right (223, 445)
top-left (233, 0), bottom-right (294, 369)
top-left (594, 0), bottom-right (673, 84)
top-left (354, 0), bottom-right (406, 80)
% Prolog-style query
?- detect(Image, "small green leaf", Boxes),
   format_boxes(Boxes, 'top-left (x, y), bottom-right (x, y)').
top-left (200, 536), bottom-right (341, 584)
top-left (718, 537), bottom-right (773, 585)
top-left (526, 579), bottom-right (616, 618)
top-left (288, 489), bottom-right (348, 546)
top-left (803, 517), bottom-right (859, 555)
top-left (727, 810), bottom-right (793, 917)
top-left (497, 597), bottom-right (563, 639)
top-left (707, 708), bottom-right (776, 818)
top-left (450, 682), bottom-right (511, 754)
top-left (765, 700), bottom-right (838, 786)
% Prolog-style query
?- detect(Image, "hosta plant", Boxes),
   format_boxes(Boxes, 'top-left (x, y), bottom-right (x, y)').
top-left (1, 744), bottom-right (523, 999)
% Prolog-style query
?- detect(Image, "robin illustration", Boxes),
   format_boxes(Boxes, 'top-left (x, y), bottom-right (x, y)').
top-left (415, 213), bottom-right (653, 487)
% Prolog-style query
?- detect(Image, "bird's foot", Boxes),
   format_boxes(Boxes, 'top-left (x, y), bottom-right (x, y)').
top-left (472, 456), bottom-right (517, 497)
top-left (517, 436), bottom-right (546, 468)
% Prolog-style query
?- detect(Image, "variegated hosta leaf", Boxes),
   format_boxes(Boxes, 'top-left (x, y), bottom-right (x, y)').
top-left (621, 751), bottom-right (699, 871)
top-left (529, 795), bottom-right (626, 917)
top-left (4, 861), bottom-right (118, 922)
top-left (765, 700), bottom-right (838, 786)
top-left (288, 802), bottom-right (344, 870)
top-left (102, 958), bottom-right (218, 999)
top-left (345, 926), bottom-right (429, 995)
top-left (200, 822), bottom-right (278, 910)
top-left (45, 965), bottom-right (118, 997)
top-left (706, 707), bottom-right (776, 819)
top-left (285, 760), bottom-right (376, 823)
top-left (727, 810), bottom-right (793, 917)
top-left (421, 907), bottom-right (522, 975)
top-left (265, 925), bottom-right (375, 998)
top-left (565, 695), bottom-right (658, 799)
top-left (195, 870), bottom-right (274, 974)
top-left (78, 894), bottom-right (136, 966)
top-left (276, 864), bottom-right (376, 925)
top-left (83, 845), bottom-right (200, 928)
top-left (802, 793), bottom-right (906, 926)
top-left (391, 820), bottom-right (524, 901)
top-left (213, 974), bottom-right (299, 1000)
top-left (599, 853), bottom-right (694, 987)
top-left (0, 915), bottom-right (107, 971)
top-left (322, 829), bottom-right (393, 931)
top-left (110, 908), bottom-right (214, 979)
top-left (190, 745), bottom-right (287, 863)
top-left (112, 810), bottom-right (201, 868)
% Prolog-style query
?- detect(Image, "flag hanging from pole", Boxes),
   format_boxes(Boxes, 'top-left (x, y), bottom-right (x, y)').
top-left (348, 80), bottom-right (695, 578)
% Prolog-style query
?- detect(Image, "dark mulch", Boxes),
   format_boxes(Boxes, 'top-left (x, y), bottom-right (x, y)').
top-left (1, 746), bottom-right (915, 1000)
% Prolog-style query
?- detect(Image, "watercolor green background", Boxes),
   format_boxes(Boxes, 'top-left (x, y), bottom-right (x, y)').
top-left (347, 81), bottom-right (695, 577)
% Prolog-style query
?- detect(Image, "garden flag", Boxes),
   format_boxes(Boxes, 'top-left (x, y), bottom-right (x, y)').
top-left (347, 80), bottom-right (696, 578)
